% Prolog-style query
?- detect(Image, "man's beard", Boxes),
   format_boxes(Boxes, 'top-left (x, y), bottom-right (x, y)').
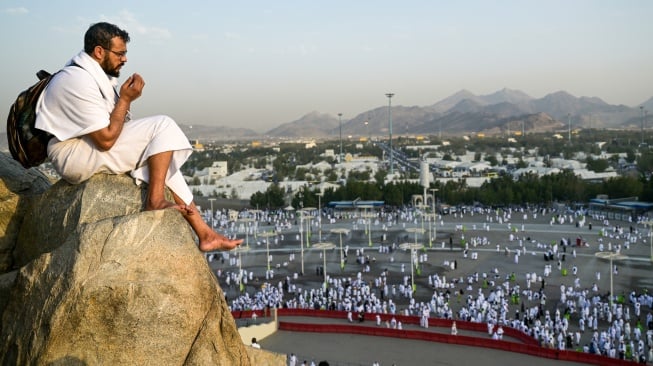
top-left (101, 57), bottom-right (122, 78)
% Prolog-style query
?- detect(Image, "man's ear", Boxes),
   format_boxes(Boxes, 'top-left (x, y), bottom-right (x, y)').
top-left (91, 45), bottom-right (105, 61)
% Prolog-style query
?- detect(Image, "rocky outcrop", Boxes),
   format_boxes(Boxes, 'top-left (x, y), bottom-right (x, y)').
top-left (0, 167), bottom-right (253, 365)
top-left (246, 347), bottom-right (287, 365)
top-left (0, 153), bottom-right (51, 272)
top-left (13, 173), bottom-right (146, 268)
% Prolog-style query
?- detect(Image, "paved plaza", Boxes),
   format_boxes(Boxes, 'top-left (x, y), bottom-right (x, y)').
top-left (208, 207), bottom-right (653, 365)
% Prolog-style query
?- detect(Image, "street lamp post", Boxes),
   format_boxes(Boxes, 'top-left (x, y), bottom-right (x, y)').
top-left (239, 217), bottom-right (255, 248)
top-left (641, 106), bottom-right (646, 146)
top-left (386, 93), bottom-right (394, 174)
top-left (314, 242), bottom-right (336, 290)
top-left (429, 188), bottom-right (439, 246)
top-left (595, 251), bottom-right (626, 307)
top-left (359, 204), bottom-right (374, 247)
top-left (338, 113), bottom-right (343, 163)
top-left (429, 188), bottom-right (438, 213)
top-left (364, 120), bottom-right (369, 142)
top-left (317, 192), bottom-right (323, 242)
top-left (259, 231), bottom-right (276, 272)
top-left (416, 204), bottom-right (428, 234)
top-left (233, 246), bottom-right (250, 293)
top-left (399, 242), bottom-right (424, 293)
top-left (302, 207), bottom-right (317, 248)
top-left (427, 213), bottom-right (435, 247)
top-left (299, 211), bottom-right (305, 275)
top-left (567, 113), bottom-right (571, 143)
top-left (331, 228), bottom-right (350, 270)
top-left (208, 198), bottom-right (216, 228)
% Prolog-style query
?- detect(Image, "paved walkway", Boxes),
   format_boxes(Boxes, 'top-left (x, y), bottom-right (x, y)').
top-left (261, 330), bottom-right (588, 366)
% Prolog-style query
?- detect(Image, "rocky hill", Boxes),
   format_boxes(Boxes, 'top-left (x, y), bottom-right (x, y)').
top-left (264, 111), bottom-right (340, 138)
top-left (262, 88), bottom-right (652, 138)
top-left (0, 154), bottom-right (272, 365)
top-left (316, 89), bottom-right (653, 136)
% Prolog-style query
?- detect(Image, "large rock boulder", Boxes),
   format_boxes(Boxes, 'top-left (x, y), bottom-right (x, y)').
top-left (0, 153), bottom-right (51, 272)
top-left (0, 173), bottom-right (252, 365)
top-left (14, 173), bottom-right (146, 269)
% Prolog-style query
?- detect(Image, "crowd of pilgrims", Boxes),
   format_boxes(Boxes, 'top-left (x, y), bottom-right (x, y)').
top-left (205, 204), bottom-right (653, 363)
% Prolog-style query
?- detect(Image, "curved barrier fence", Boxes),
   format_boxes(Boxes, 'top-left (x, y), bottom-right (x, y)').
top-left (232, 309), bottom-right (638, 366)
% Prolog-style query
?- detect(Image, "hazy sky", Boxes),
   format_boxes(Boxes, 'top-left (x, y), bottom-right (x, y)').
top-left (2, 1), bottom-right (652, 132)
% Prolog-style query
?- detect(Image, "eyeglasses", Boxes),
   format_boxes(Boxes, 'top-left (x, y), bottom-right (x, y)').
top-left (103, 47), bottom-right (127, 58)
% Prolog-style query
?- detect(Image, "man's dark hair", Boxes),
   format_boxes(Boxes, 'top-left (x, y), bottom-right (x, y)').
top-left (84, 22), bottom-right (130, 54)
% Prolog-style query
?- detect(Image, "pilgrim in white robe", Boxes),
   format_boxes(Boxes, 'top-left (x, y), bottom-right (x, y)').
top-left (36, 50), bottom-right (193, 204)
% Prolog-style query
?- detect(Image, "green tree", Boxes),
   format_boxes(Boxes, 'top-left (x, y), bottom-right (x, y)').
top-left (485, 155), bottom-right (499, 166)
top-left (586, 157), bottom-right (609, 173)
top-left (251, 183), bottom-right (287, 209)
top-left (383, 183), bottom-right (404, 206)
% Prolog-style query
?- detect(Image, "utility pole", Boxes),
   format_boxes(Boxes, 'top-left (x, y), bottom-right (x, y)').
top-left (208, 198), bottom-right (216, 229)
top-left (386, 93), bottom-right (394, 174)
top-left (641, 106), bottom-right (645, 145)
top-left (338, 113), bottom-right (343, 163)
top-left (567, 113), bottom-right (571, 143)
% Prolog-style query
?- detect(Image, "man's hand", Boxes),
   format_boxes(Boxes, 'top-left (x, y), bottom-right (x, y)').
top-left (88, 73), bottom-right (145, 151)
top-left (120, 73), bottom-right (145, 102)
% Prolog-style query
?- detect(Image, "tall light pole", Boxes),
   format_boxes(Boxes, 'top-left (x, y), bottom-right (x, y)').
top-left (208, 198), bottom-right (216, 228)
top-left (338, 113), bottom-right (343, 163)
top-left (642, 220), bottom-right (653, 262)
top-left (386, 93), bottom-right (394, 175)
top-left (567, 113), bottom-right (571, 143)
top-left (595, 251), bottom-right (626, 307)
top-left (429, 188), bottom-right (439, 214)
top-left (302, 208), bottom-right (316, 249)
top-left (317, 192), bottom-right (323, 242)
top-left (314, 242), bottom-right (335, 289)
top-left (429, 188), bottom-right (439, 247)
top-left (364, 120), bottom-right (369, 142)
top-left (399, 242), bottom-right (423, 293)
top-left (233, 246), bottom-right (250, 293)
top-left (641, 106), bottom-right (645, 145)
top-left (331, 228), bottom-right (350, 270)
top-left (259, 231), bottom-right (276, 272)
top-left (299, 212), bottom-right (305, 275)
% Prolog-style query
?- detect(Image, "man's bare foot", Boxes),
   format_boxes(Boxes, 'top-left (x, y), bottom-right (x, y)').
top-left (146, 198), bottom-right (194, 215)
top-left (198, 231), bottom-right (243, 252)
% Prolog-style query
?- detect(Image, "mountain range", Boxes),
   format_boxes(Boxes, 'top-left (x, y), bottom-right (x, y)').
top-left (178, 88), bottom-right (653, 141)
top-left (2, 89), bottom-right (652, 150)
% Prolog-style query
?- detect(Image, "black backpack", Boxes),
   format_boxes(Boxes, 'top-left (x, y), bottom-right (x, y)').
top-left (6, 70), bottom-right (56, 168)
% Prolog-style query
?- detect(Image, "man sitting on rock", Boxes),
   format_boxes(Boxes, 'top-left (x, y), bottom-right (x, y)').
top-left (35, 21), bottom-right (242, 252)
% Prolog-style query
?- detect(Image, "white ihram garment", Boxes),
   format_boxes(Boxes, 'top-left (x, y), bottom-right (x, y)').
top-left (36, 51), bottom-right (193, 204)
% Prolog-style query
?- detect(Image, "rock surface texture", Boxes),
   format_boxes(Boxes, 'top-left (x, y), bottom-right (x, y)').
top-left (0, 163), bottom-right (253, 365)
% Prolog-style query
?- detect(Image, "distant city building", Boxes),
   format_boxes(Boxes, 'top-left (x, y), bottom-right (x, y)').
top-left (191, 139), bottom-right (204, 151)
top-left (209, 161), bottom-right (228, 179)
top-left (193, 161), bottom-right (228, 184)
